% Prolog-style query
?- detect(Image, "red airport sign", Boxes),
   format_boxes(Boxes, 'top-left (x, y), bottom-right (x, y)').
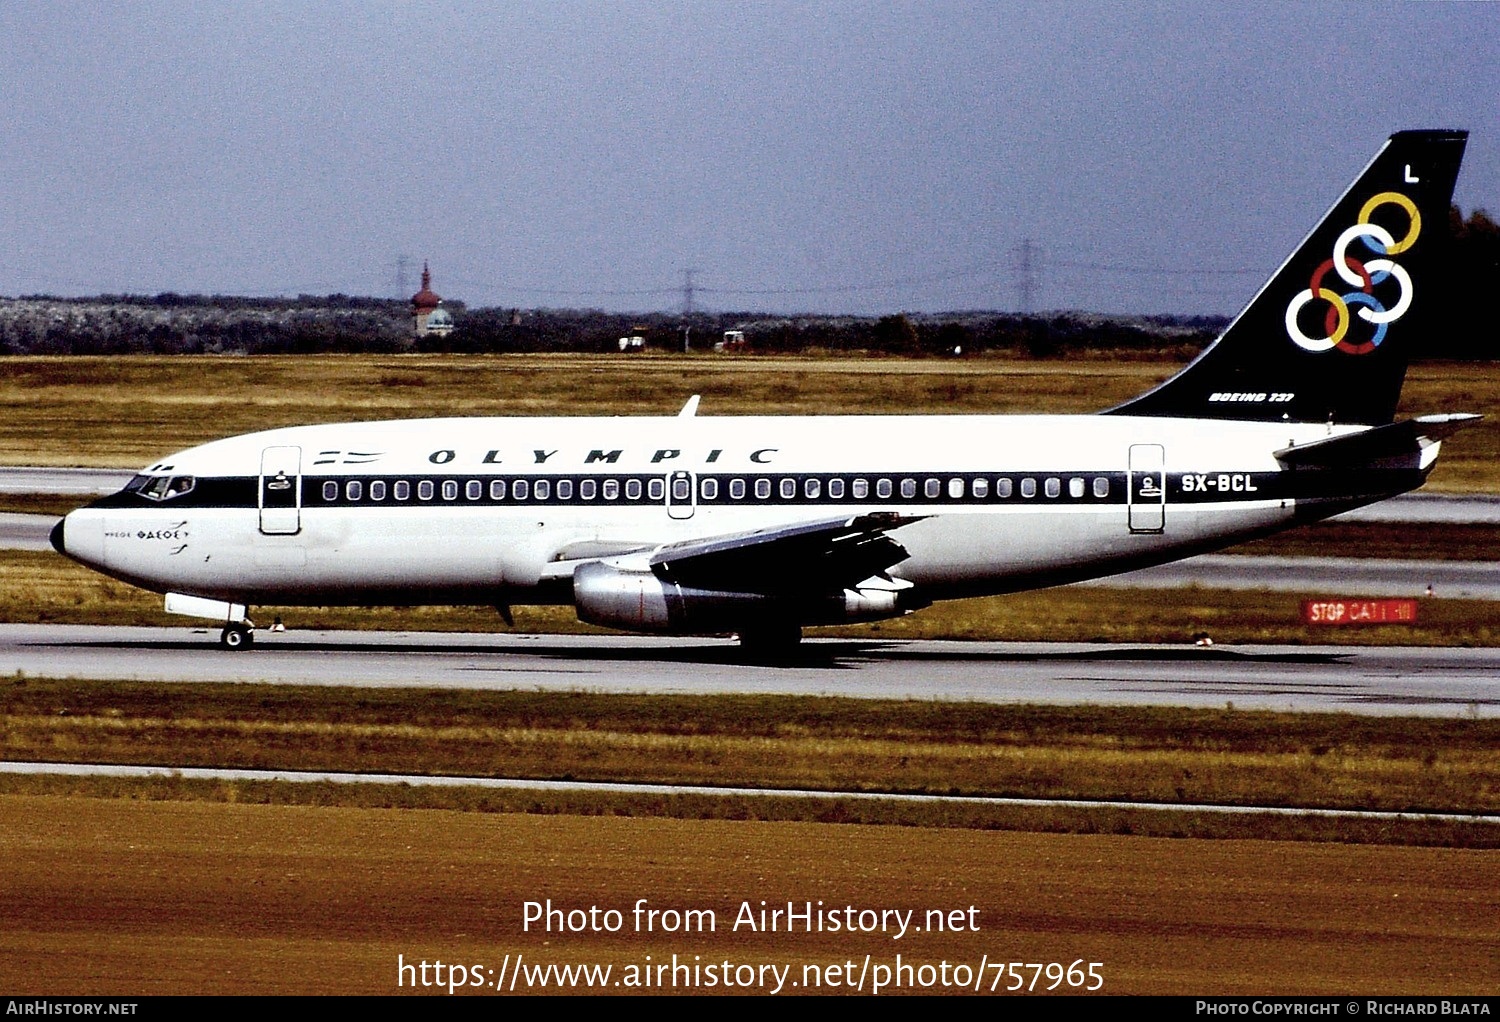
top-left (1301, 599), bottom-right (1418, 626)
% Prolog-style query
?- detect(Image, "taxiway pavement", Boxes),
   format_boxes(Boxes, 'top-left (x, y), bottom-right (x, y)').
top-left (2, 624), bottom-right (1495, 717)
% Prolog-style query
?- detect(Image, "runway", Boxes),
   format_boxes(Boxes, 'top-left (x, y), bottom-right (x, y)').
top-left (3, 624), bottom-right (1496, 717)
top-left (0, 466), bottom-right (135, 495)
top-left (0, 513), bottom-right (59, 551)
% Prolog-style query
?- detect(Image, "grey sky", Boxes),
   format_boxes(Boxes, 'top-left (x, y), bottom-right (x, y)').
top-left (1, 1), bottom-right (1495, 316)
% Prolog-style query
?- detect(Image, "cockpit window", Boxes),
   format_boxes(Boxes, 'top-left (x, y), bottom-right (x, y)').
top-left (128, 474), bottom-right (196, 501)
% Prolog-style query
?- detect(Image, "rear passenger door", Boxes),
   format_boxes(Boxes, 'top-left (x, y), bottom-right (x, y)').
top-left (1127, 444), bottom-right (1165, 534)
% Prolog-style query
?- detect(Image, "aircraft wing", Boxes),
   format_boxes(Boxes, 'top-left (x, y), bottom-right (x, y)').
top-left (542, 514), bottom-right (921, 592)
top-left (647, 513), bottom-right (921, 594)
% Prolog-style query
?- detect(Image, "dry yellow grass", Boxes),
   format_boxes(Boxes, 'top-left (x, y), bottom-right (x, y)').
top-left (6, 679), bottom-right (1496, 819)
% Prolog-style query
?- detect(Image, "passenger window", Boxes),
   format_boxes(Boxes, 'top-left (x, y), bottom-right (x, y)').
top-left (370, 480), bottom-right (386, 501)
top-left (394, 480), bottom-right (410, 501)
top-left (418, 480), bottom-right (434, 501)
top-left (852, 479), bottom-right (869, 499)
top-left (948, 478), bottom-right (964, 499)
top-left (672, 477), bottom-right (690, 500)
top-left (346, 480), bottom-right (362, 501)
top-left (1045, 478), bottom-right (1060, 498)
top-left (780, 478), bottom-right (796, 500)
top-left (603, 479), bottom-right (619, 500)
top-left (701, 478), bottom-right (719, 500)
top-left (901, 478), bottom-right (917, 499)
top-left (1020, 478), bottom-right (1036, 498)
top-left (972, 478), bottom-right (989, 499)
top-left (997, 478), bottom-right (1013, 498)
top-left (730, 479), bottom-right (746, 500)
top-left (1093, 477), bottom-right (1110, 498)
top-left (805, 478), bottom-right (821, 499)
top-left (557, 479), bottom-right (574, 500)
top-left (513, 479), bottom-right (529, 500)
top-left (648, 478), bottom-right (664, 501)
top-left (441, 480), bottom-right (459, 500)
top-left (535, 479), bottom-right (551, 500)
top-left (626, 479), bottom-right (642, 500)
top-left (1069, 477), bottom-right (1085, 499)
top-left (828, 478), bottom-right (845, 499)
top-left (323, 481), bottom-right (338, 501)
top-left (876, 479), bottom-right (892, 499)
top-left (466, 480), bottom-right (482, 500)
top-left (755, 479), bottom-right (771, 500)
top-left (924, 478), bottom-right (940, 499)
top-left (580, 479), bottom-right (597, 500)
top-left (491, 479), bottom-right (507, 500)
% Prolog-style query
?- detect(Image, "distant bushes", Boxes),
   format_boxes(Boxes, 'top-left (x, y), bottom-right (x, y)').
top-left (0, 297), bottom-right (1226, 359)
top-left (0, 296), bottom-right (412, 356)
top-left (1, 204), bottom-right (1491, 360)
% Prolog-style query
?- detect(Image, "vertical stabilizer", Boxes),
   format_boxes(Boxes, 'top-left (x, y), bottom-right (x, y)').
top-left (1108, 130), bottom-right (1467, 425)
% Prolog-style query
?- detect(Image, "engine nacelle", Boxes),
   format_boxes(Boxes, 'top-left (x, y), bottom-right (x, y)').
top-left (572, 561), bottom-right (923, 635)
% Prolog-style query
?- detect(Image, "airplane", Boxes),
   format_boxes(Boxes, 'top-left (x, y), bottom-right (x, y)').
top-left (51, 130), bottom-right (1475, 652)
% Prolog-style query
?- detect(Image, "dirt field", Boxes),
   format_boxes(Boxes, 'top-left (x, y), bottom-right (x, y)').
top-left (1, 795), bottom-right (1495, 996)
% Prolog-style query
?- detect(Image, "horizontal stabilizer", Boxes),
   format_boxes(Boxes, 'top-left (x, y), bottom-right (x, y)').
top-left (1274, 414), bottom-right (1482, 468)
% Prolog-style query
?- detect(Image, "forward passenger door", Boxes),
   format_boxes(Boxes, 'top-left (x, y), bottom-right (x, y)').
top-left (259, 446), bottom-right (302, 535)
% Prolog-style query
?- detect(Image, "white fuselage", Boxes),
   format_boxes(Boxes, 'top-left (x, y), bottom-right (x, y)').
top-left (57, 412), bottom-right (1433, 620)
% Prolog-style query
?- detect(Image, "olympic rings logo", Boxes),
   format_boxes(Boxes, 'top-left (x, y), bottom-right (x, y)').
top-left (1284, 192), bottom-right (1421, 355)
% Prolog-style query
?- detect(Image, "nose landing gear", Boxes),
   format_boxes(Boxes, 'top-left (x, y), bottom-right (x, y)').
top-left (219, 623), bottom-right (255, 650)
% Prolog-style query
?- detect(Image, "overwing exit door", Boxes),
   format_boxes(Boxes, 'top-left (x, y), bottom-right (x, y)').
top-left (666, 470), bottom-right (696, 520)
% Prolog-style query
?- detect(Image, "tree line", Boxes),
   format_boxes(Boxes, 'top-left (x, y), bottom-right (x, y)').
top-left (2, 207), bottom-right (1493, 360)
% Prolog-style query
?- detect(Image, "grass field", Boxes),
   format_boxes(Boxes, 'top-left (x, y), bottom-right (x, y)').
top-left (1, 353), bottom-right (1495, 490)
top-left (4, 678), bottom-right (1496, 846)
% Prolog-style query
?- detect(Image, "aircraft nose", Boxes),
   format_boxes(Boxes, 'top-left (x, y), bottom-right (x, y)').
top-left (50, 516), bottom-right (65, 554)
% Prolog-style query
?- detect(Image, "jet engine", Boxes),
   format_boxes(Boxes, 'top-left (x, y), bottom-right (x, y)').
top-left (572, 559), bottom-right (924, 635)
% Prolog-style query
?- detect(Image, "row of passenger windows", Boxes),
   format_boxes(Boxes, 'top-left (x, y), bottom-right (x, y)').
top-left (318, 475), bottom-right (1113, 504)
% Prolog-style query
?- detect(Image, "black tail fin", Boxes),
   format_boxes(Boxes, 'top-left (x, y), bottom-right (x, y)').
top-left (1108, 130), bottom-right (1468, 425)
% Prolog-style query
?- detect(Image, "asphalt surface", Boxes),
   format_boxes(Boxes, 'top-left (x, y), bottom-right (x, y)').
top-left (2, 624), bottom-right (1496, 717)
top-left (0, 466), bottom-right (135, 495)
top-left (0, 513), bottom-right (58, 551)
